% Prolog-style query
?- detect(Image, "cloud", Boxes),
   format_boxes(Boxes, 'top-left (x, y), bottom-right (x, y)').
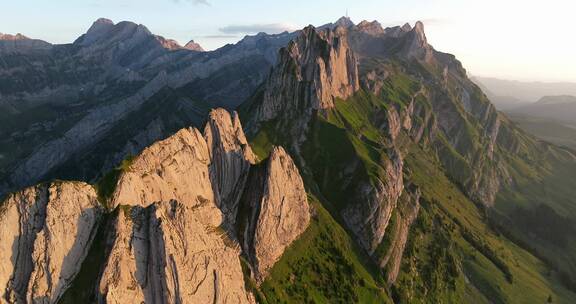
top-left (202, 34), bottom-right (238, 39)
top-left (219, 23), bottom-right (296, 35)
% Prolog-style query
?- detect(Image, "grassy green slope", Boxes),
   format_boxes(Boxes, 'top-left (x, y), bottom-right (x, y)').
top-left (505, 113), bottom-right (576, 149)
top-left (260, 195), bottom-right (391, 304)
top-left (247, 80), bottom-right (576, 303)
top-left (403, 144), bottom-right (576, 303)
top-left (493, 142), bottom-right (576, 291)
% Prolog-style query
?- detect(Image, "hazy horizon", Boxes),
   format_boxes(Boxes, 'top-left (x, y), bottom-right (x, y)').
top-left (2, 0), bottom-right (575, 83)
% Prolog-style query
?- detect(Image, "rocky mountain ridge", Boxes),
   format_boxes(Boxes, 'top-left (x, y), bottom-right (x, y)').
top-left (0, 109), bottom-right (310, 303)
top-left (242, 19), bottom-right (576, 302)
top-left (0, 181), bottom-right (102, 303)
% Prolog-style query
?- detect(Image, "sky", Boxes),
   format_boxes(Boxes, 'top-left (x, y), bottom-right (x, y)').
top-left (1, 0), bottom-right (575, 82)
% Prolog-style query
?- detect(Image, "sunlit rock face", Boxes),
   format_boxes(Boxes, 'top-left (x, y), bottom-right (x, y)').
top-left (240, 146), bottom-right (310, 281)
top-left (0, 182), bottom-right (102, 303)
top-left (252, 25), bottom-right (359, 125)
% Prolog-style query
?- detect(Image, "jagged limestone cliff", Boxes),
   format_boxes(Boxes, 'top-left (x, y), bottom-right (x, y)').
top-left (205, 110), bottom-right (256, 230)
top-left (101, 108), bottom-right (310, 302)
top-left (240, 147), bottom-right (310, 280)
top-left (0, 109), bottom-right (310, 303)
top-left (98, 200), bottom-right (255, 304)
top-left (0, 182), bottom-right (102, 304)
top-left (244, 20), bottom-right (576, 303)
top-left (245, 24), bottom-right (420, 270)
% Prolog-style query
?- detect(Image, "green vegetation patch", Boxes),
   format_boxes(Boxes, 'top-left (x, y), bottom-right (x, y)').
top-left (260, 195), bottom-right (391, 304)
top-left (401, 143), bottom-right (576, 303)
top-left (94, 155), bottom-right (135, 208)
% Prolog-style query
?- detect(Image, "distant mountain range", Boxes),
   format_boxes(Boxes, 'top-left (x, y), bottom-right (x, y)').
top-left (505, 95), bottom-right (576, 148)
top-left (0, 17), bottom-right (296, 197)
top-left (473, 76), bottom-right (576, 110)
top-left (510, 95), bottom-right (576, 123)
top-left (473, 77), bottom-right (576, 149)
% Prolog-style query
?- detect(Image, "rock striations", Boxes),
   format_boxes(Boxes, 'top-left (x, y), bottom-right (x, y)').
top-left (98, 200), bottom-right (254, 304)
top-left (240, 147), bottom-right (310, 280)
top-left (205, 110), bottom-right (256, 230)
top-left (252, 24), bottom-right (359, 125)
top-left (0, 182), bottom-right (102, 303)
top-left (103, 108), bottom-right (310, 301)
top-left (0, 108), bottom-right (310, 303)
top-left (377, 185), bottom-right (421, 283)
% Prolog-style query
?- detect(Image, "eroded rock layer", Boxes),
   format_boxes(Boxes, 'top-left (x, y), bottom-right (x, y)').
top-left (252, 25), bottom-right (359, 126)
top-left (98, 201), bottom-right (254, 304)
top-left (0, 182), bottom-right (102, 304)
top-left (241, 147), bottom-right (310, 280)
top-left (0, 109), bottom-right (311, 303)
top-left (205, 109), bottom-right (256, 231)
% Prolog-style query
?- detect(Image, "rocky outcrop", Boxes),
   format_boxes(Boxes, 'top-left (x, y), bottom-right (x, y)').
top-left (98, 201), bottom-right (254, 304)
top-left (111, 109), bottom-right (257, 222)
top-left (155, 37), bottom-right (204, 52)
top-left (0, 182), bottom-right (102, 303)
top-left (0, 33), bottom-right (30, 41)
top-left (205, 109), bottom-right (256, 230)
top-left (184, 40), bottom-right (204, 52)
top-left (402, 21), bottom-right (434, 62)
top-left (378, 185), bottom-right (420, 284)
top-left (253, 25), bottom-right (359, 124)
top-left (241, 147), bottom-right (310, 280)
top-left (111, 126), bottom-right (214, 209)
top-left (341, 150), bottom-right (405, 254)
top-left (0, 108), bottom-right (310, 302)
top-left (356, 20), bottom-right (385, 36)
top-left (103, 109), bottom-right (309, 295)
top-left (155, 36), bottom-right (183, 50)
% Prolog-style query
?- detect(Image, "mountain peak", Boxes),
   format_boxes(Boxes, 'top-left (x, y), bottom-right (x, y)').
top-left (319, 16), bottom-right (355, 30)
top-left (401, 22), bottom-right (412, 32)
top-left (335, 16), bottom-right (355, 28)
top-left (87, 18), bottom-right (115, 33)
top-left (94, 18), bottom-right (114, 26)
top-left (249, 25), bottom-right (359, 130)
top-left (77, 18), bottom-right (154, 47)
top-left (413, 20), bottom-right (426, 41)
top-left (184, 39), bottom-right (204, 52)
top-left (357, 20), bottom-right (385, 35)
top-left (155, 36), bottom-right (182, 50)
top-left (0, 32), bottom-right (52, 53)
top-left (81, 17), bottom-right (116, 44)
top-left (401, 20), bottom-right (432, 61)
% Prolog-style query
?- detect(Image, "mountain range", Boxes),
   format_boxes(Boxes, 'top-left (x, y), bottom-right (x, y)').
top-left (504, 95), bottom-right (576, 149)
top-left (1, 16), bottom-right (576, 303)
top-left (473, 76), bottom-right (576, 110)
